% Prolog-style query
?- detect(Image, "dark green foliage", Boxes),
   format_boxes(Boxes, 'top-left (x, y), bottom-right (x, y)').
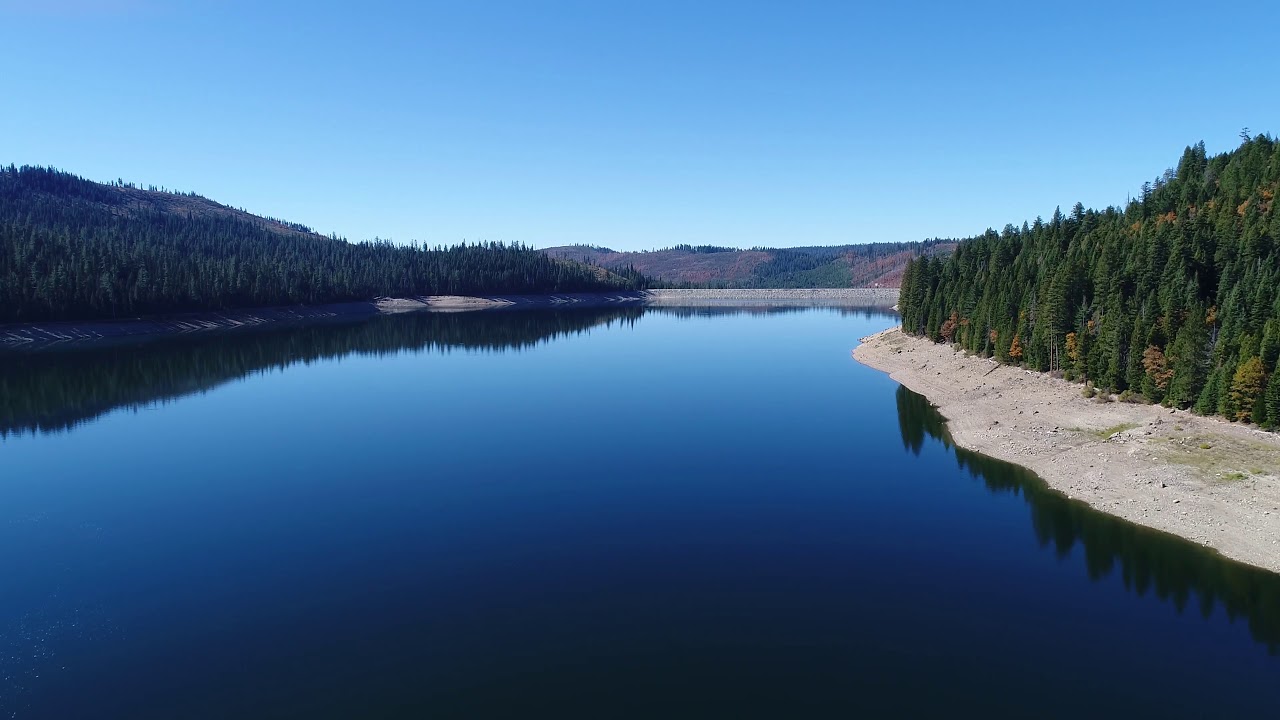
top-left (900, 136), bottom-right (1280, 430)
top-left (0, 166), bottom-right (647, 322)
top-left (1265, 371), bottom-right (1280, 429)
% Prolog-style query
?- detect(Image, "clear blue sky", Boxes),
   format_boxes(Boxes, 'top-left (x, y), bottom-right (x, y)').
top-left (1, 1), bottom-right (1273, 251)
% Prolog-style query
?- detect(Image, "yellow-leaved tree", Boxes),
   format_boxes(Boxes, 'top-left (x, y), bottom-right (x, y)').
top-left (1229, 356), bottom-right (1266, 423)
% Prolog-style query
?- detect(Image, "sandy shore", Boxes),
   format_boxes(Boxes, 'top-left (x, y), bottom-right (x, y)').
top-left (2, 289), bottom-right (898, 349)
top-left (0, 295), bottom-right (640, 347)
top-left (643, 288), bottom-right (900, 306)
top-left (854, 327), bottom-right (1280, 574)
top-left (376, 292), bottom-right (660, 313)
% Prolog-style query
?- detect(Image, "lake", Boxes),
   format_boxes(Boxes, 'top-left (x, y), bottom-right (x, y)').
top-left (2, 306), bottom-right (1277, 718)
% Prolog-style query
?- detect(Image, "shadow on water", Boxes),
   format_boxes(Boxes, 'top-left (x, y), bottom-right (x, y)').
top-left (895, 384), bottom-right (1280, 653)
top-left (0, 304), bottom-right (895, 439)
top-left (0, 308), bottom-right (644, 438)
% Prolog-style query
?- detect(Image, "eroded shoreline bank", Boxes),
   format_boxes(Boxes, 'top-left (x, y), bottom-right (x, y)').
top-left (1, 288), bottom-right (898, 349)
top-left (853, 327), bottom-right (1280, 574)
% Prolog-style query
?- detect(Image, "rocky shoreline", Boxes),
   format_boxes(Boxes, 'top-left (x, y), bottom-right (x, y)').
top-left (853, 327), bottom-right (1280, 574)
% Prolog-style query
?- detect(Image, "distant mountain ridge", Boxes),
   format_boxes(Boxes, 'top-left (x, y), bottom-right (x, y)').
top-left (542, 241), bottom-right (955, 288)
top-left (1, 164), bottom-right (949, 327)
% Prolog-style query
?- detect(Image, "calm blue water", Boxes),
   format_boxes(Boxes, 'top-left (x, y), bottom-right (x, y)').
top-left (1, 307), bottom-right (1277, 718)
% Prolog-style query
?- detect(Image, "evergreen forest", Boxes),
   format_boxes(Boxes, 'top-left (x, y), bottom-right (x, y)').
top-left (899, 135), bottom-right (1280, 429)
top-left (0, 166), bottom-right (647, 323)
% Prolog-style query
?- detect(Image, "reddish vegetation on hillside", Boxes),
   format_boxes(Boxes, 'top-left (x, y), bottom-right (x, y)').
top-left (542, 243), bottom-right (954, 288)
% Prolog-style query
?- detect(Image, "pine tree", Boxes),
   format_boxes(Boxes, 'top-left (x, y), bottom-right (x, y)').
top-left (1264, 371), bottom-right (1280, 429)
top-left (897, 134), bottom-right (1280, 431)
top-left (0, 166), bottom-right (651, 322)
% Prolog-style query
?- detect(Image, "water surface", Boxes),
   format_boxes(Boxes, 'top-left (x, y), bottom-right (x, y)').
top-left (2, 307), bottom-right (1277, 718)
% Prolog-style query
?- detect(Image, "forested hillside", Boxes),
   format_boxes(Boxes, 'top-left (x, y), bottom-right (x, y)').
top-left (900, 135), bottom-right (1280, 429)
top-left (0, 166), bottom-right (647, 323)
top-left (543, 241), bottom-right (953, 288)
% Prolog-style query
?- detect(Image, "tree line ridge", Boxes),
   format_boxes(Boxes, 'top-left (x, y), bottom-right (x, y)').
top-left (899, 135), bottom-right (1280, 429)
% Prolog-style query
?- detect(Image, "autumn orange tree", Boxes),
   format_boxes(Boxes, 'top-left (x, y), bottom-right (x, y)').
top-left (940, 311), bottom-right (959, 342)
top-left (1008, 334), bottom-right (1024, 361)
top-left (1142, 345), bottom-right (1175, 401)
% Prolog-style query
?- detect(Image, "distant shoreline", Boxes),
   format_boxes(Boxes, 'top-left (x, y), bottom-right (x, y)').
top-left (854, 327), bottom-right (1280, 574)
top-left (1, 288), bottom-right (899, 350)
top-left (642, 288), bottom-right (900, 306)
